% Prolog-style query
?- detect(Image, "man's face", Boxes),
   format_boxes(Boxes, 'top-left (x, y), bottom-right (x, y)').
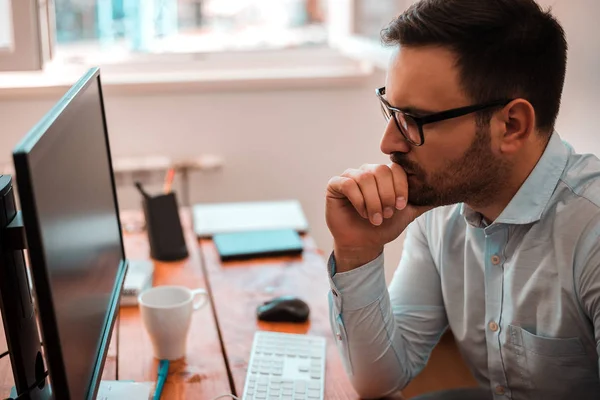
top-left (380, 46), bottom-right (509, 207)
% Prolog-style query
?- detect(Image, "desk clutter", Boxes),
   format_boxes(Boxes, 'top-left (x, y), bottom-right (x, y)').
top-left (213, 229), bottom-right (303, 261)
top-left (135, 180), bottom-right (188, 262)
top-left (193, 200), bottom-right (308, 261)
top-left (121, 259), bottom-right (154, 306)
top-left (192, 200), bottom-right (309, 237)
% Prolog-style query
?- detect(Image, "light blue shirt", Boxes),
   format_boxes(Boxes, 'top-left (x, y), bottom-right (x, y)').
top-left (328, 132), bottom-right (600, 400)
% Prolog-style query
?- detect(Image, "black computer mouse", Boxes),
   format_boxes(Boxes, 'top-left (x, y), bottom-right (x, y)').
top-left (256, 296), bottom-right (310, 323)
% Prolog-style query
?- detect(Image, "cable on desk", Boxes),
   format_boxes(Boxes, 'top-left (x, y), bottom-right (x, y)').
top-left (6, 370), bottom-right (49, 399)
top-left (209, 395), bottom-right (240, 400)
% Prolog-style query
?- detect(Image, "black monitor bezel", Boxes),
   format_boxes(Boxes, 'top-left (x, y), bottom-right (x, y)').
top-left (12, 67), bottom-right (128, 400)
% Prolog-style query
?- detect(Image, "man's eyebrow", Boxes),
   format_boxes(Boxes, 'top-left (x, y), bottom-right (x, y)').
top-left (398, 107), bottom-right (435, 116)
top-left (382, 96), bottom-right (437, 115)
top-left (392, 104), bottom-right (437, 116)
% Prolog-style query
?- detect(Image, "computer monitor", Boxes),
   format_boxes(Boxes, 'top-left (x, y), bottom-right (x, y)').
top-left (9, 67), bottom-right (128, 399)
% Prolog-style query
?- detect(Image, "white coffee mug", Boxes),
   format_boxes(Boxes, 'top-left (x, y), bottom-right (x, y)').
top-left (138, 285), bottom-right (208, 360)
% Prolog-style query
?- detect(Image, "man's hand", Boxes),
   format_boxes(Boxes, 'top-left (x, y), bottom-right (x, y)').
top-left (326, 163), bottom-right (431, 272)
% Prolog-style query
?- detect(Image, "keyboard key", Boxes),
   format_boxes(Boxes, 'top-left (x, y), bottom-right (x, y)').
top-left (298, 366), bottom-right (309, 373)
top-left (295, 382), bottom-right (307, 393)
top-left (308, 382), bottom-right (320, 390)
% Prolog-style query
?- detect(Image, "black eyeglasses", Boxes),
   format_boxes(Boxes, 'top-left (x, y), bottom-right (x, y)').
top-left (376, 87), bottom-right (513, 146)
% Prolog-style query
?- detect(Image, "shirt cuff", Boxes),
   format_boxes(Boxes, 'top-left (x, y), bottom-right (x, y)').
top-left (328, 252), bottom-right (387, 311)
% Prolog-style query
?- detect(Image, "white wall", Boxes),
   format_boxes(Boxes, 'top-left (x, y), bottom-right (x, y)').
top-left (543, 0), bottom-right (600, 154)
top-left (0, 0), bottom-right (598, 282)
top-left (0, 70), bottom-right (412, 276)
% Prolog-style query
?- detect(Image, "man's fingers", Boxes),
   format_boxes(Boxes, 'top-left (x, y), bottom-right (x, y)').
top-left (371, 165), bottom-right (397, 219)
top-left (389, 163), bottom-right (409, 210)
top-left (328, 164), bottom-right (411, 226)
top-left (327, 175), bottom-right (367, 219)
top-left (345, 169), bottom-right (383, 225)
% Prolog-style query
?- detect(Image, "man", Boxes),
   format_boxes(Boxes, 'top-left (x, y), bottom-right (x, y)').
top-left (325, 0), bottom-right (600, 399)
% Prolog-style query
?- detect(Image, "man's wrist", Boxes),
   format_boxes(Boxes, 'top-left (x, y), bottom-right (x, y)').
top-left (333, 244), bottom-right (383, 273)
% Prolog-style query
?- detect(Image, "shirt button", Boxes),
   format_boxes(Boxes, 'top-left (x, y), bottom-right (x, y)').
top-left (489, 321), bottom-right (499, 332)
top-left (336, 333), bottom-right (342, 341)
top-left (491, 255), bottom-right (501, 265)
top-left (495, 385), bottom-right (505, 395)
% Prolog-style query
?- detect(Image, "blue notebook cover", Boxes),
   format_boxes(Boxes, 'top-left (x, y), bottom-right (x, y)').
top-left (213, 229), bottom-right (304, 261)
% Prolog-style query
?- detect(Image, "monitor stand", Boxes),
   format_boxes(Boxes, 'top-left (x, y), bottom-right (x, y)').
top-left (0, 176), bottom-right (51, 400)
top-left (96, 381), bottom-right (153, 399)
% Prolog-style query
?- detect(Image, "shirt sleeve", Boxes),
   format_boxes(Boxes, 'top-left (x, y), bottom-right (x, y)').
top-left (327, 214), bottom-right (449, 399)
top-left (576, 215), bottom-right (600, 381)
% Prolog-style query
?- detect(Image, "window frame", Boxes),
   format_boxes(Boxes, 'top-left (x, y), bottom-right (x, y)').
top-left (0, 0), bottom-right (52, 72)
top-left (0, 0), bottom-right (405, 94)
top-left (326, 0), bottom-right (408, 69)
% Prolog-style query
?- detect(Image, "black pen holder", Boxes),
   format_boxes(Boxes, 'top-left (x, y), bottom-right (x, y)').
top-left (142, 191), bottom-right (188, 261)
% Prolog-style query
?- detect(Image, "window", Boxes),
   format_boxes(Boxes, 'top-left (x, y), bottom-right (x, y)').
top-left (0, 0), bottom-right (14, 50)
top-left (354, 0), bottom-right (401, 40)
top-left (0, 0), bottom-right (409, 75)
top-left (0, 0), bottom-right (52, 71)
top-left (52, 0), bottom-right (328, 65)
top-left (327, 0), bottom-right (415, 69)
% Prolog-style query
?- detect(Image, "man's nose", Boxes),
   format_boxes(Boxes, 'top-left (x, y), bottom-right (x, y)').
top-left (380, 118), bottom-right (411, 155)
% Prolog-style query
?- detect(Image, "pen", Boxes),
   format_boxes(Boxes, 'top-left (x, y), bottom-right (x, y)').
top-left (163, 167), bottom-right (175, 193)
top-left (134, 181), bottom-right (151, 199)
top-left (153, 359), bottom-right (169, 400)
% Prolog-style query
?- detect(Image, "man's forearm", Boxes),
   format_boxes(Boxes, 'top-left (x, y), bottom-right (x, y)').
top-left (329, 287), bottom-right (410, 398)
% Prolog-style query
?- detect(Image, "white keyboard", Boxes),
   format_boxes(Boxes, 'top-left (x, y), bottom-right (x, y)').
top-left (242, 331), bottom-right (326, 400)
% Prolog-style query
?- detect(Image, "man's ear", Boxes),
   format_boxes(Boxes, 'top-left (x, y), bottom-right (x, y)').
top-left (496, 99), bottom-right (536, 154)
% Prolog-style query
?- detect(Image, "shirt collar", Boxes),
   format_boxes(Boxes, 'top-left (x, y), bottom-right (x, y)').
top-left (461, 131), bottom-right (570, 227)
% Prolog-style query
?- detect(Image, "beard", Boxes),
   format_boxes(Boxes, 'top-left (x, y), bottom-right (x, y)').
top-left (391, 123), bottom-right (510, 208)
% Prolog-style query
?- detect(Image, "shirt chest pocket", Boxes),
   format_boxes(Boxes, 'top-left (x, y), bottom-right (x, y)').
top-left (506, 325), bottom-right (599, 400)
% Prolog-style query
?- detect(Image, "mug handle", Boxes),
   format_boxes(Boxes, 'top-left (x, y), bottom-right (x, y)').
top-left (191, 288), bottom-right (208, 311)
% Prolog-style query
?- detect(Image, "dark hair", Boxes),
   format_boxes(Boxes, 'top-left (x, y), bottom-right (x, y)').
top-left (381, 0), bottom-right (567, 136)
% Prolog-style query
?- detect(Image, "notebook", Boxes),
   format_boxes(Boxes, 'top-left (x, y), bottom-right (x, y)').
top-left (213, 229), bottom-right (304, 261)
top-left (192, 200), bottom-right (309, 238)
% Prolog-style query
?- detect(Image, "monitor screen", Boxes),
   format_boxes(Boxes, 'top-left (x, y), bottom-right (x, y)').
top-left (13, 68), bottom-right (127, 399)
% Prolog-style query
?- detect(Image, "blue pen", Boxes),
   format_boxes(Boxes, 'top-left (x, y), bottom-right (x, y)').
top-left (153, 359), bottom-right (169, 400)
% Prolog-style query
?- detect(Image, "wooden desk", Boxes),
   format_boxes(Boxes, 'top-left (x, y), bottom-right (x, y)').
top-left (0, 209), bottom-right (475, 399)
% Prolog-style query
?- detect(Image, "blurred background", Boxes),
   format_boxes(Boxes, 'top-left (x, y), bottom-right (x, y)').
top-left (0, 0), bottom-right (598, 279)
